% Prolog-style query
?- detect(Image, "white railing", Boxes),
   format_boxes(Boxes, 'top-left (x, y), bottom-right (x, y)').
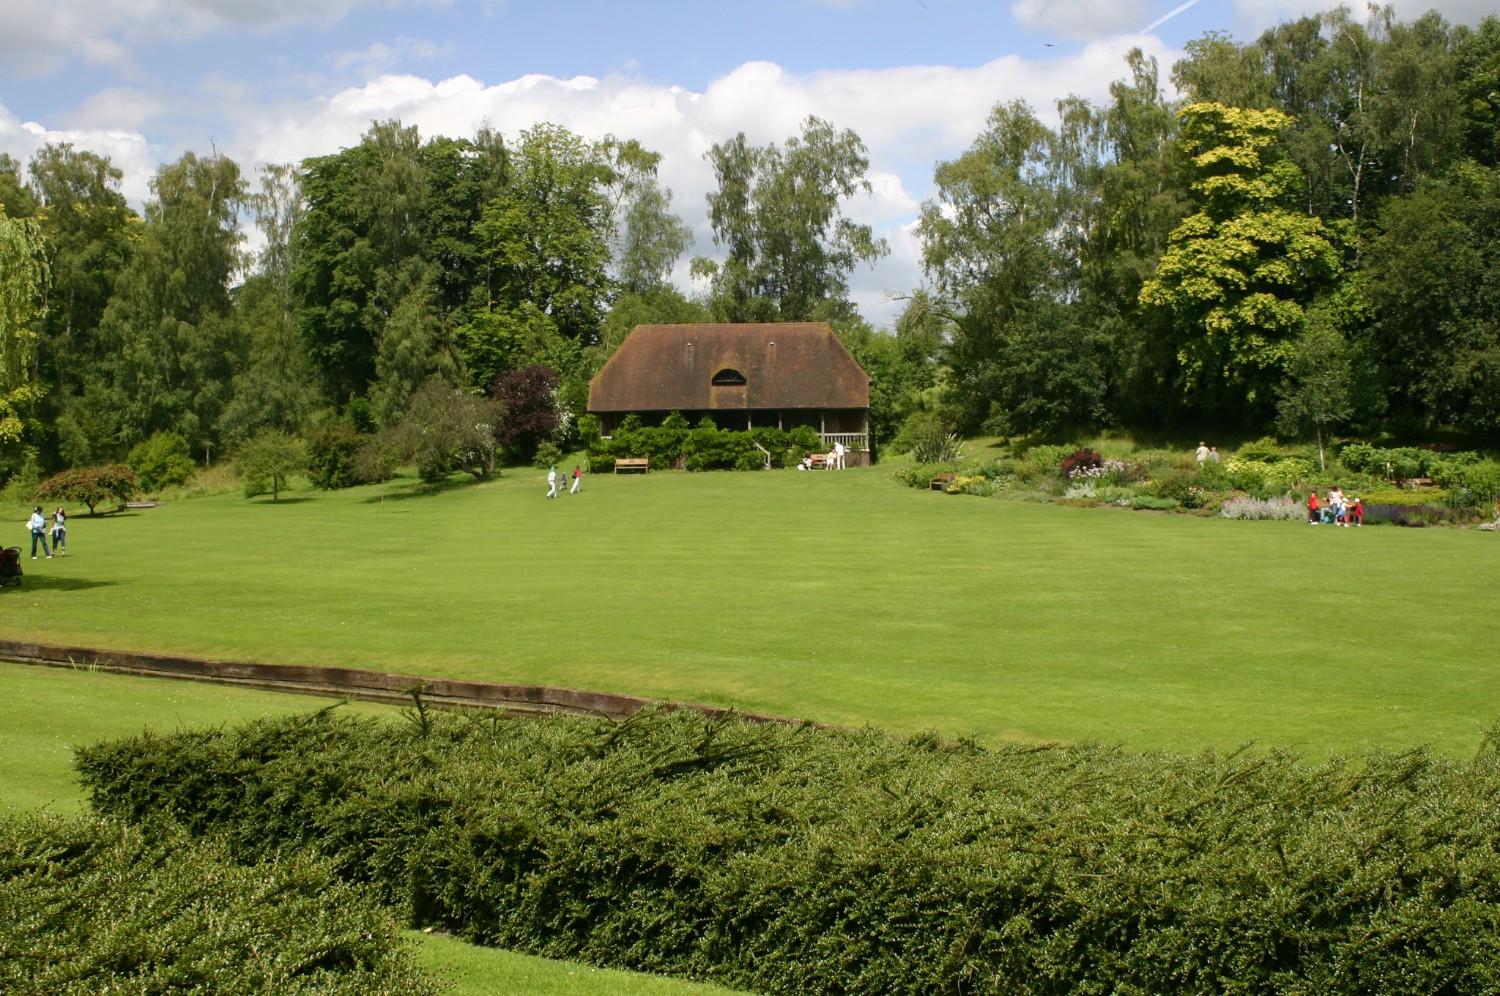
top-left (820, 432), bottom-right (868, 451)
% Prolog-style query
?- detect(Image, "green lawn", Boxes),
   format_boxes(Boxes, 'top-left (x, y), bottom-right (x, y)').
top-left (5, 464), bottom-right (1500, 755)
top-left (0, 662), bottom-right (746, 996)
top-left (0, 661), bottom-right (388, 814)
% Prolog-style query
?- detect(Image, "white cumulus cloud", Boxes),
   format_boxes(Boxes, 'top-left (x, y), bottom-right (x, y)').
top-left (0, 101), bottom-right (155, 204)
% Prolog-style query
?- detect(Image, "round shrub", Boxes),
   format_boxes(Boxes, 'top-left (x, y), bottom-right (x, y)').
top-left (127, 431), bottom-right (196, 492)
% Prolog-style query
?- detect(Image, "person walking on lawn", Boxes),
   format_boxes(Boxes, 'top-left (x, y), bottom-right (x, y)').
top-left (570, 465), bottom-right (583, 494)
top-left (51, 508), bottom-right (66, 555)
top-left (27, 506), bottom-right (51, 559)
top-left (546, 465), bottom-right (558, 499)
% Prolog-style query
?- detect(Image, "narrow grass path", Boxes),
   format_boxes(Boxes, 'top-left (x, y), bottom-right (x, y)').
top-left (5, 464), bottom-right (1498, 754)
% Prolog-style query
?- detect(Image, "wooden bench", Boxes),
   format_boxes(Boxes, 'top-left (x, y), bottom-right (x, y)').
top-left (929, 472), bottom-right (956, 491)
top-left (614, 457), bottom-right (649, 474)
top-left (807, 452), bottom-right (833, 470)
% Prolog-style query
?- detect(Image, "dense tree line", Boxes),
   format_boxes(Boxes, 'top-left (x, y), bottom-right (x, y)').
top-left (1, 6), bottom-right (1497, 490)
top-left (921, 8), bottom-right (1500, 442)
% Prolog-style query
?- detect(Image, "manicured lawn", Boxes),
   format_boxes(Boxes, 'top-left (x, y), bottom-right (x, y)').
top-left (0, 662), bottom-right (747, 996)
top-left (0, 662), bottom-right (390, 814)
top-left (415, 931), bottom-right (743, 996)
top-left (4, 465), bottom-right (1499, 755)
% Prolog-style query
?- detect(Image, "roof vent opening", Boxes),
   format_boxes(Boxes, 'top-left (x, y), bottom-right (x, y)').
top-left (711, 368), bottom-right (747, 386)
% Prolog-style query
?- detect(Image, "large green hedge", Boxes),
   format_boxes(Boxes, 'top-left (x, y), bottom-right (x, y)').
top-left (586, 412), bottom-right (823, 471)
top-left (77, 709), bottom-right (1500, 994)
top-left (0, 812), bottom-right (438, 995)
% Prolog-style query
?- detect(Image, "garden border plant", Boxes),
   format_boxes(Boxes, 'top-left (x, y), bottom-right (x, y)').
top-left (895, 435), bottom-right (1500, 526)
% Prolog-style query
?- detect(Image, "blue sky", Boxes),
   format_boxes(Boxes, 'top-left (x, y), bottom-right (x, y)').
top-left (0, 0), bottom-right (1489, 323)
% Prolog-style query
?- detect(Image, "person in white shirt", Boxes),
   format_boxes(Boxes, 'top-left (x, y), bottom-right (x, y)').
top-left (546, 466), bottom-right (558, 499)
top-left (833, 441), bottom-right (846, 470)
top-left (1195, 441), bottom-right (1210, 464)
top-left (27, 506), bottom-right (51, 559)
top-left (51, 508), bottom-right (66, 555)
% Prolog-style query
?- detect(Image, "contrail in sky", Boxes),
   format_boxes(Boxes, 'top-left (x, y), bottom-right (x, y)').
top-left (1141, 0), bottom-right (1206, 33)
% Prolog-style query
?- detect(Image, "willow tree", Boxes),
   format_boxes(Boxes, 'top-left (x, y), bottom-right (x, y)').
top-left (0, 206), bottom-right (48, 443)
top-left (1140, 103), bottom-right (1341, 418)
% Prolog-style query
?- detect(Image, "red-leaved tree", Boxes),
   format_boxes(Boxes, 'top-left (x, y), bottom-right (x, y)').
top-left (490, 365), bottom-right (560, 461)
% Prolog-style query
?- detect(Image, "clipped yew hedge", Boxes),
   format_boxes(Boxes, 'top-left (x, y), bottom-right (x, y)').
top-left (77, 709), bottom-right (1500, 994)
top-left (0, 812), bottom-right (438, 995)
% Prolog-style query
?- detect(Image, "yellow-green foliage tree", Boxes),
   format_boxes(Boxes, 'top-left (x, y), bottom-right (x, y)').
top-left (0, 205), bottom-right (48, 443)
top-left (1140, 103), bottom-right (1341, 415)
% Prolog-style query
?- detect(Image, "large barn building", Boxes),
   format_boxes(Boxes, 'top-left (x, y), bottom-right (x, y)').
top-left (587, 323), bottom-right (871, 463)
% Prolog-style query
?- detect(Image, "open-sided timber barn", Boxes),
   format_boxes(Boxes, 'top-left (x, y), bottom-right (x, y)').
top-left (587, 323), bottom-right (872, 465)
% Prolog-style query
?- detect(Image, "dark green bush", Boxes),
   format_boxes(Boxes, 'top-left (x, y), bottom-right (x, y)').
top-left (1149, 468), bottom-right (1210, 508)
top-left (1338, 443), bottom-right (1454, 483)
top-left (306, 425), bottom-right (363, 489)
top-left (77, 709), bottom-right (1500, 995)
top-left (126, 431), bottom-right (196, 491)
top-left (893, 463), bottom-right (958, 488)
top-left (589, 412), bottom-right (818, 471)
top-left (307, 426), bottom-right (398, 489)
top-left (0, 811), bottom-right (437, 995)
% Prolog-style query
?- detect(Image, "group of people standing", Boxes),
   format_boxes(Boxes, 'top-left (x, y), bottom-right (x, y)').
top-left (25, 506), bottom-right (67, 558)
top-left (1307, 488), bottom-right (1363, 527)
top-left (796, 441), bottom-right (847, 471)
top-left (546, 465), bottom-right (583, 499)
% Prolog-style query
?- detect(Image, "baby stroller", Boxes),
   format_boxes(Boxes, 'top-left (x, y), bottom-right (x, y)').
top-left (0, 546), bottom-right (21, 587)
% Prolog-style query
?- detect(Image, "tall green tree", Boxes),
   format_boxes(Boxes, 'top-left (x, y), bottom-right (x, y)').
top-left (1139, 103), bottom-right (1341, 420)
top-left (218, 164), bottom-right (319, 445)
top-left (0, 154), bottom-right (36, 220)
top-left (615, 180), bottom-right (692, 295)
top-left (694, 117), bottom-right (888, 322)
top-left (1276, 319), bottom-right (1353, 470)
top-left (472, 124), bottom-right (615, 349)
top-left (369, 266), bottom-right (457, 427)
top-left (1081, 51), bottom-right (1191, 427)
top-left (1456, 17), bottom-right (1500, 168)
top-left (462, 123), bottom-right (618, 396)
top-left (294, 121), bottom-right (428, 406)
top-left (1363, 163), bottom-right (1500, 434)
top-left (97, 150), bottom-right (247, 452)
top-left (919, 101), bottom-right (1106, 435)
top-left (27, 144), bottom-right (136, 378)
top-left (0, 206), bottom-right (48, 444)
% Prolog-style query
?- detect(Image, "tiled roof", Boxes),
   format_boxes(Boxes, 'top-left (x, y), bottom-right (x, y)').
top-left (588, 323), bottom-right (870, 412)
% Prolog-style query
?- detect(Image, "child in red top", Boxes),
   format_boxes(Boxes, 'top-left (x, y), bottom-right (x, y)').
top-left (1351, 497), bottom-right (1363, 527)
top-left (1306, 491), bottom-right (1320, 525)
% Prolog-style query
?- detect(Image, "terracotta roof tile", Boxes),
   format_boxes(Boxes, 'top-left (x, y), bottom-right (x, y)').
top-left (588, 323), bottom-right (870, 412)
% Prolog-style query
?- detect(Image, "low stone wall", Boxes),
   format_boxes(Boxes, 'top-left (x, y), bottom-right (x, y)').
top-left (0, 639), bottom-right (797, 725)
